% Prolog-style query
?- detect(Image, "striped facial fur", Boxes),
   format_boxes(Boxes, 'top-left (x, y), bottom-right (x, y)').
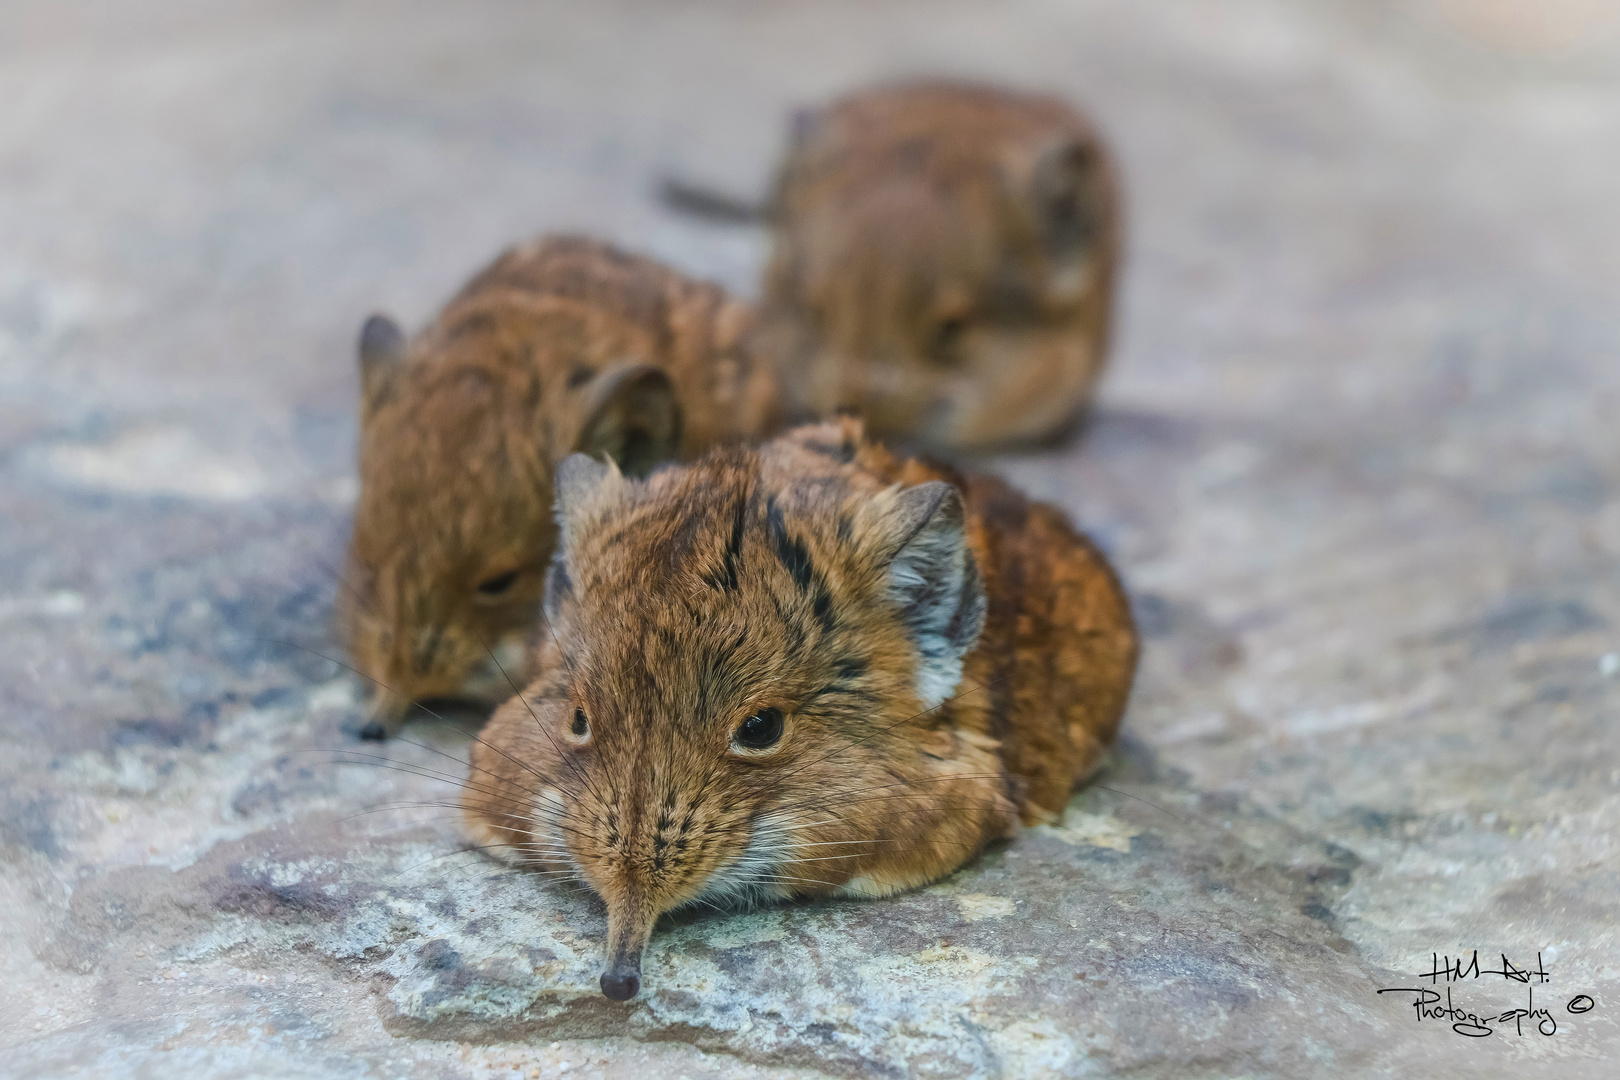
top-left (340, 236), bottom-right (779, 739)
top-left (462, 418), bottom-right (1138, 1000)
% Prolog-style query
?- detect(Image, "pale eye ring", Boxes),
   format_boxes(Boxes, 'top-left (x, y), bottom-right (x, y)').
top-left (733, 707), bottom-right (784, 752)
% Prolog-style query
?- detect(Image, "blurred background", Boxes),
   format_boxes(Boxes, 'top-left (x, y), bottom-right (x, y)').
top-left (3, 1), bottom-right (1619, 1076)
top-left (5, 0), bottom-right (1617, 492)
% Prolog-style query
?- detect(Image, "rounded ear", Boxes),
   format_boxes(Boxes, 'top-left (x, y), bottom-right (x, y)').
top-left (574, 362), bottom-right (682, 478)
top-left (553, 452), bottom-right (626, 554)
top-left (1026, 138), bottom-right (1105, 256)
top-left (874, 481), bottom-right (987, 709)
top-left (358, 313), bottom-right (406, 411)
top-left (784, 414), bottom-right (865, 464)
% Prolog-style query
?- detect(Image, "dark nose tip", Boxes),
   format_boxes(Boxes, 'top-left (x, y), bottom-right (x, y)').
top-left (599, 967), bottom-right (640, 1001)
top-left (358, 720), bottom-right (388, 741)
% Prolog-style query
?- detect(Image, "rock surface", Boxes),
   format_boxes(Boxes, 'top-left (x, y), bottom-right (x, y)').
top-left (3, 1), bottom-right (1618, 1077)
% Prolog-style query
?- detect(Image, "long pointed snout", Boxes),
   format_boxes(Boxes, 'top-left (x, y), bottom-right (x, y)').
top-left (599, 958), bottom-right (641, 1001)
top-left (599, 894), bottom-right (657, 1001)
top-left (358, 689), bottom-right (410, 741)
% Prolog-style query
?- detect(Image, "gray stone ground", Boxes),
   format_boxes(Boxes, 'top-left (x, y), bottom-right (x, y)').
top-left (2, 1), bottom-right (1618, 1076)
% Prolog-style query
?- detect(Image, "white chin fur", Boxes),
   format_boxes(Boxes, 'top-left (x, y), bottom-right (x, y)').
top-left (686, 810), bottom-right (800, 910)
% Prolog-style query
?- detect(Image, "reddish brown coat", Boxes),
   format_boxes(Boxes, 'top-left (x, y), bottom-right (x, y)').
top-left (341, 237), bottom-right (780, 735)
top-left (462, 418), bottom-right (1137, 998)
top-left (761, 81), bottom-right (1120, 449)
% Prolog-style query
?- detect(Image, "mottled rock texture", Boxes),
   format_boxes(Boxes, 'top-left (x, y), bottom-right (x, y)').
top-left (3, 1), bottom-right (1618, 1077)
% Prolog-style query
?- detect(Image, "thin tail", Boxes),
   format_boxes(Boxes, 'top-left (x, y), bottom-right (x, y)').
top-left (656, 175), bottom-right (766, 226)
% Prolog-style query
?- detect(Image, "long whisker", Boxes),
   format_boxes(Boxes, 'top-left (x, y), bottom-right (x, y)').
top-left (391, 844), bottom-right (519, 880)
top-left (311, 753), bottom-right (599, 845)
top-left (263, 634), bottom-right (570, 798)
top-left (749, 874), bottom-right (844, 891)
top-left (322, 753), bottom-right (577, 829)
top-left (392, 846), bottom-right (582, 882)
top-left (472, 629), bottom-right (612, 813)
top-left (257, 637), bottom-right (474, 733)
top-left (337, 802), bottom-right (527, 824)
top-left (309, 549), bottom-right (378, 623)
top-left (263, 637), bottom-right (605, 853)
top-left (1091, 785), bottom-right (1198, 830)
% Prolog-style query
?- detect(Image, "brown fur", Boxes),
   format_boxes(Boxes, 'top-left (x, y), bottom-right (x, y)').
top-left (760, 80), bottom-right (1120, 449)
top-left (461, 417), bottom-right (1137, 999)
top-left (341, 236), bottom-right (780, 735)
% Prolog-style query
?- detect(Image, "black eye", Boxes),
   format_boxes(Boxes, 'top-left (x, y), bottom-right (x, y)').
top-left (734, 708), bottom-right (784, 750)
top-left (571, 708), bottom-right (589, 737)
top-left (477, 569), bottom-right (520, 596)
top-left (930, 317), bottom-right (968, 363)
